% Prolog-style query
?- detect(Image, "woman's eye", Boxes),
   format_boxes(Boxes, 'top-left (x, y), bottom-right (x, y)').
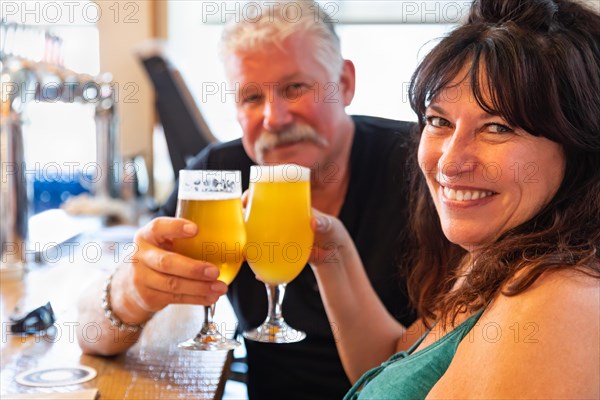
top-left (426, 116), bottom-right (451, 128)
top-left (486, 123), bottom-right (513, 133)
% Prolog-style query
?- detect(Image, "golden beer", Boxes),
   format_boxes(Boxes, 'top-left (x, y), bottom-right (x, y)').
top-left (174, 198), bottom-right (246, 285)
top-left (175, 170), bottom-right (245, 351)
top-left (245, 166), bottom-right (313, 285)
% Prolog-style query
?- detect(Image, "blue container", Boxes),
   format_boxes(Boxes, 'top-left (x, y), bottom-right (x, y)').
top-left (33, 172), bottom-right (92, 214)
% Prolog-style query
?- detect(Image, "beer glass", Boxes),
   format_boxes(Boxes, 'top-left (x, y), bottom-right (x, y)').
top-left (243, 164), bottom-right (314, 343)
top-left (173, 170), bottom-right (246, 350)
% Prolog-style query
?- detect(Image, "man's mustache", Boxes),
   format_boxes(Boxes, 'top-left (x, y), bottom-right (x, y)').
top-left (254, 124), bottom-right (329, 162)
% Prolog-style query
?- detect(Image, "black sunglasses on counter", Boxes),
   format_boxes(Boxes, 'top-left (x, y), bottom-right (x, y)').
top-left (9, 302), bottom-right (56, 334)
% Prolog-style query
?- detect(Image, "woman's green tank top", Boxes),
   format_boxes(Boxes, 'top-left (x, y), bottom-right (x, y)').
top-left (344, 308), bottom-right (485, 399)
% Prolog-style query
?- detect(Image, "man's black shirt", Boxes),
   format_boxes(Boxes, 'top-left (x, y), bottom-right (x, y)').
top-left (158, 115), bottom-right (418, 399)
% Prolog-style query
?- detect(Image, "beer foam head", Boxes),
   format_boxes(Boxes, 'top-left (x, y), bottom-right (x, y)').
top-left (178, 170), bottom-right (241, 200)
top-left (250, 164), bottom-right (310, 183)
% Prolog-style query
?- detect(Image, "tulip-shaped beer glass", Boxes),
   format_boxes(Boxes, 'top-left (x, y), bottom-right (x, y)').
top-left (173, 170), bottom-right (246, 350)
top-left (243, 164), bottom-right (314, 343)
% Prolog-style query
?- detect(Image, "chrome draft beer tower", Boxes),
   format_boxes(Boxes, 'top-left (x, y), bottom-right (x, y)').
top-left (0, 22), bottom-right (120, 278)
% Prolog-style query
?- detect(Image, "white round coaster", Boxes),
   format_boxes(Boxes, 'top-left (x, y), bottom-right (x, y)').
top-left (15, 366), bottom-right (97, 387)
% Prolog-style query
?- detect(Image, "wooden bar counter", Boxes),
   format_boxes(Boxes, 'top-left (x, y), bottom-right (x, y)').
top-left (1, 236), bottom-right (231, 400)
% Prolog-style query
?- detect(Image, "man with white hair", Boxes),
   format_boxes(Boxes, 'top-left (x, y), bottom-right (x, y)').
top-left (78, 1), bottom-right (417, 398)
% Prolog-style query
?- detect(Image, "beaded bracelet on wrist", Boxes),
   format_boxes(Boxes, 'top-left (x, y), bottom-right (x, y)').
top-left (101, 272), bottom-right (145, 333)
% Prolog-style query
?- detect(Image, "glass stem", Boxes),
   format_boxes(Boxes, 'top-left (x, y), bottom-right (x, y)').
top-left (204, 304), bottom-right (216, 326)
top-left (265, 283), bottom-right (286, 323)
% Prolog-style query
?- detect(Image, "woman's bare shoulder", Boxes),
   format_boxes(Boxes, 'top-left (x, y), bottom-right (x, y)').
top-left (428, 268), bottom-right (599, 399)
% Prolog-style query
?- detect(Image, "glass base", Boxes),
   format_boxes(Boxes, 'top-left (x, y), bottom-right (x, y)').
top-left (243, 319), bottom-right (306, 344)
top-left (178, 336), bottom-right (240, 351)
top-left (178, 322), bottom-right (241, 351)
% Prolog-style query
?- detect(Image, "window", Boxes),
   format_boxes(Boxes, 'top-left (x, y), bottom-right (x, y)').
top-left (167, 1), bottom-right (457, 142)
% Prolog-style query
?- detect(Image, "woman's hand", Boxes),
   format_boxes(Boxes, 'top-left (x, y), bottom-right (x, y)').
top-left (309, 208), bottom-right (355, 269)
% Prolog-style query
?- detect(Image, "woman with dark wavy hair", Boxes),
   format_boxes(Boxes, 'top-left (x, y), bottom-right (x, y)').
top-left (309, 0), bottom-right (600, 398)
